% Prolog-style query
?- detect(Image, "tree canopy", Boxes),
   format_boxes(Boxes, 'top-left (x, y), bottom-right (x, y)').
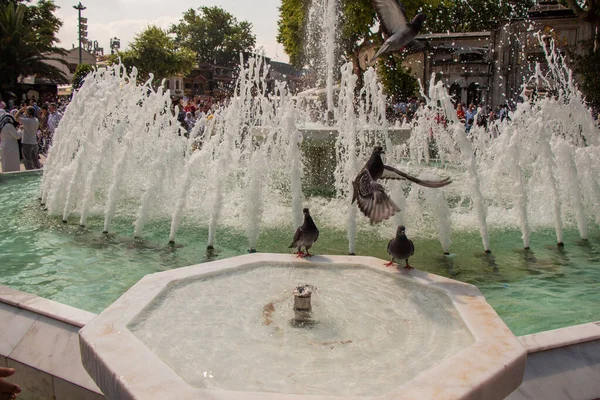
top-left (110, 26), bottom-right (195, 85)
top-left (72, 64), bottom-right (94, 90)
top-left (0, 0), bottom-right (69, 93)
top-left (170, 6), bottom-right (256, 67)
top-left (422, 0), bottom-right (533, 33)
top-left (376, 55), bottom-right (418, 102)
top-left (562, 0), bottom-right (600, 27)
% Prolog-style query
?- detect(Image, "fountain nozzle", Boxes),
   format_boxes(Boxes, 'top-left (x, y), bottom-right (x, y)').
top-left (292, 285), bottom-right (315, 327)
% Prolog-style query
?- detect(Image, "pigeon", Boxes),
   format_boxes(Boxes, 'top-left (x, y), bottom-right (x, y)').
top-left (386, 225), bottom-right (415, 270)
top-left (370, 0), bottom-right (427, 63)
top-left (289, 208), bottom-right (319, 257)
top-left (352, 146), bottom-right (451, 224)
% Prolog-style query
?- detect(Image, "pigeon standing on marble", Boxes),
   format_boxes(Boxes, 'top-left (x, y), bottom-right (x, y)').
top-left (369, 0), bottom-right (427, 63)
top-left (289, 208), bottom-right (319, 257)
top-left (386, 225), bottom-right (415, 270)
top-left (352, 146), bottom-right (451, 224)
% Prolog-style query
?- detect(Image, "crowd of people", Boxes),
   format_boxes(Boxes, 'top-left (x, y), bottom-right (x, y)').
top-left (0, 97), bottom-right (66, 172)
top-left (172, 95), bottom-right (227, 136)
top-left (392, 98), bottom-right (511, 127)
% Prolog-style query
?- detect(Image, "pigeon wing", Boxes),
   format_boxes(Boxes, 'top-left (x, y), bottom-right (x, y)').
top-left (409, 239), bottom-right (415, 256)
top-left (387, 238), bottom-right (394, 255)
top-left (354, 169), bottom-right (401, 224)
top-left (406, 39), bottom-right (425, 52)
top-left (289, 227), bottom-right (303, 248)
top-left (381, 165), bottom-right (452, 188)
top-left (371, 0), bottom-right (409, 35)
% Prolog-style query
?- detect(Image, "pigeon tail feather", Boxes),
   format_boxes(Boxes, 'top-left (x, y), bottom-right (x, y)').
top-left (370, 41), bottom-right (390, 64)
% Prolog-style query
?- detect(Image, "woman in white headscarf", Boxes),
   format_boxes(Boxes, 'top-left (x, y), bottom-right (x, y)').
top-left (0, 113), bottom-right (22, 172)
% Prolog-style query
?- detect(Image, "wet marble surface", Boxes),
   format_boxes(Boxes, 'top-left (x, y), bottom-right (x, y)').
top-left (80, 253), bottom-right (527, 400)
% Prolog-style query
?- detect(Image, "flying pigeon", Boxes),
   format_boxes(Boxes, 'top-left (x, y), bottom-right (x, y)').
top-left (289, 208), bottom-right (320, 257)
top-left (352, 146), bottom-right (451, 224)
top-left (370, 0), bottom-right (427, 63)
top-left (386, 225), bottom-right (415, 270)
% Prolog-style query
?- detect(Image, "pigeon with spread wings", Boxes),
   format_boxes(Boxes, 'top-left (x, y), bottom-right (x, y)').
top-left (352, 146), bottom-right (451, 224)
top-left (370, 0), bottom-right (426, 63)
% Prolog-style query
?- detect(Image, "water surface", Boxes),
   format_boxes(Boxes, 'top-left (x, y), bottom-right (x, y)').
top-left (1, 173), bottom-right (599, 336)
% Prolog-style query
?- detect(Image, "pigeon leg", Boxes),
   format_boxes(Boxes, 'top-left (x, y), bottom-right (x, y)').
top-left (295, 249), bottom-right (305, 258)
top-left (384, 258), bottom-right (395, 267)
top-left (305, 250), bottom-right (313, 257)
top-left (404, 259), bottom-right (414, 271)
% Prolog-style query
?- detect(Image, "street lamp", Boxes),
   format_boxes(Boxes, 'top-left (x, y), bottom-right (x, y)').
top-left (73, 2), bottom-right (87, 65)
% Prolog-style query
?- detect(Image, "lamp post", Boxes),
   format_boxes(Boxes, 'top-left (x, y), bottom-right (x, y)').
top-left (73, 2), bottom-right (87, 65)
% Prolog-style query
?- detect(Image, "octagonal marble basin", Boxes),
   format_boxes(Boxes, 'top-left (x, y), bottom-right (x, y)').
top-left (79, 253), bottom-right (526, 400)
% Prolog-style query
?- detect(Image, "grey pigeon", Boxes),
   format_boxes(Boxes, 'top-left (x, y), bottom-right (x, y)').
top-left (352, 146), bottom-right (451, 224)
top-left (386, 225), bottom-right (415, 270)
top-left (370, 0), bottom-right (426, 63)
top-left (289, 208), bottom-right (319, 257)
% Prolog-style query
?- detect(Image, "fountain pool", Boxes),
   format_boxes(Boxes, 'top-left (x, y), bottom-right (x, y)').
top-left (79, 254), bottom-right (525, 400)
top-left (2, 172), bottom-right (599, 337)
top-left (128, 264), bottom-right (474, 396)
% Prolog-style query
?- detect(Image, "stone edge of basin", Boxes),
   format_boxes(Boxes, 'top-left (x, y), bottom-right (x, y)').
top-left (0, 285), bottom-right (96, 328)
top-left (0, 284), bottom-right (103, 399)
top-left (79, 253), bottom-right (526, 400)
top-left (518, 322), bottom-right (600, 354)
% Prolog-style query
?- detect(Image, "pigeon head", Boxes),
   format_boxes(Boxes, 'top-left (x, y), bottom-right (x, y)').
top-left (397, 225), bottom-right (406, 236)
top-left (303, 208), bottom-right (310, 215)
top-left (411, 14), bottom-right (427, 31)
top-left (372, 146), bottom-right (385, 156)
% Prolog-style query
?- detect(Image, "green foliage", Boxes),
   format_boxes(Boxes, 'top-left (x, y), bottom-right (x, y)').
top-left (377, 55), bottom-right (419, 102)
top-left (559, 0), bottom-right (600, 27)
top-left (112, 26), bottom-right (195, 84)
top-left (277, 0), bottom-right (310, 67)
top-left (422, 0), bottom-right (534, 33)
top-left (170, 6), bottom-right (256, 67)
top-left (72, 64), bottom-right (94, 89)
top-left (576, 49), bottom-right (600, 111)
top-left (0, 0), bottom-right (69, 90)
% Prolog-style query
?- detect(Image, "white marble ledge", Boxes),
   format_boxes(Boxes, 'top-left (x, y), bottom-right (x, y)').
top-left (9, 313), bottom-right (101, 394)
top-left (0, 285), bottom-right (95, 328)
top-left (519, 321), bottom-right (600, 354)
top-left (0, 303), bottom-right (38, 356)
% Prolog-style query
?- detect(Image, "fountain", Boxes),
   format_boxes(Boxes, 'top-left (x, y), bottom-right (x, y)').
top-left (1, 25), bottom-right (600, 399)
top-left (79, 253), bottom-right (526, 399)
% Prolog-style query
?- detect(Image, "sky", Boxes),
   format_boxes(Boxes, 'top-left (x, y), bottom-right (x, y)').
top-left (53, 0), bottom-right (290, 63)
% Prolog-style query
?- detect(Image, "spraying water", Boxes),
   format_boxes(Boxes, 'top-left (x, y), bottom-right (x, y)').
top-left (41, 37), bottom-right (600, 256)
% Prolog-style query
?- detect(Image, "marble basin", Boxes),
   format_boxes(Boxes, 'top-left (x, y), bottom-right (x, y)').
top-left (79, 253), bottom-right (526, 400)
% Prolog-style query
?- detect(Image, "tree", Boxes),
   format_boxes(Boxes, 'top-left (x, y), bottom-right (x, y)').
top-left (72, 64), bottom-right (94, 89)
top-left (377, 55), bottom-right (419, 102)
top-left (0, 1), bottom-right (69, 95)
top-left (562, 0), bottom-right (600, 27)
top-left (422, 0), bottom-right (534, 33)
top-left (170, 6), bottom-right (256, 67)
top-left (277, 0), bottom-right (310, 67)
top-left (110, 26), bottom-right (195, 85)
top-left (576, 50), bottom-right (600, 111)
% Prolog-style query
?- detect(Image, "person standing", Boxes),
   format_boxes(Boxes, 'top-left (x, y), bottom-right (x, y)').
top-left (456, 102), bottom-right (466, 123)
top-left (15, 106), bottom-right (41, 170)
top-left (0, 113), bottom-right (22, 172)
top-left (46, 103), bottom-right (62, 152)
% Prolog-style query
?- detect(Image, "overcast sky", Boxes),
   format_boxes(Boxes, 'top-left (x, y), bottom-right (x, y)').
top-left (53, 0), bottom-right (289, 62)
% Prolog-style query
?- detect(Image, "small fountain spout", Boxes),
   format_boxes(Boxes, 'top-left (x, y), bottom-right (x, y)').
top-left (292, 285), bottom-right (316, 327)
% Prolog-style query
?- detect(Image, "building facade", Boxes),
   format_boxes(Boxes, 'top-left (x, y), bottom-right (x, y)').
top-left (360, 1), bottom-right (595, 110)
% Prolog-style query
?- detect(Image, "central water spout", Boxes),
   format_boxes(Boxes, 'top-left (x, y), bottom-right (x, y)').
top-left (292, 285), bottom-right (315, 326)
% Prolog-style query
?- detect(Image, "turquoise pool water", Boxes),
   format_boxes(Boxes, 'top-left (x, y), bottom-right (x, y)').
top-left (1, 173), bottom-right (599, 336)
